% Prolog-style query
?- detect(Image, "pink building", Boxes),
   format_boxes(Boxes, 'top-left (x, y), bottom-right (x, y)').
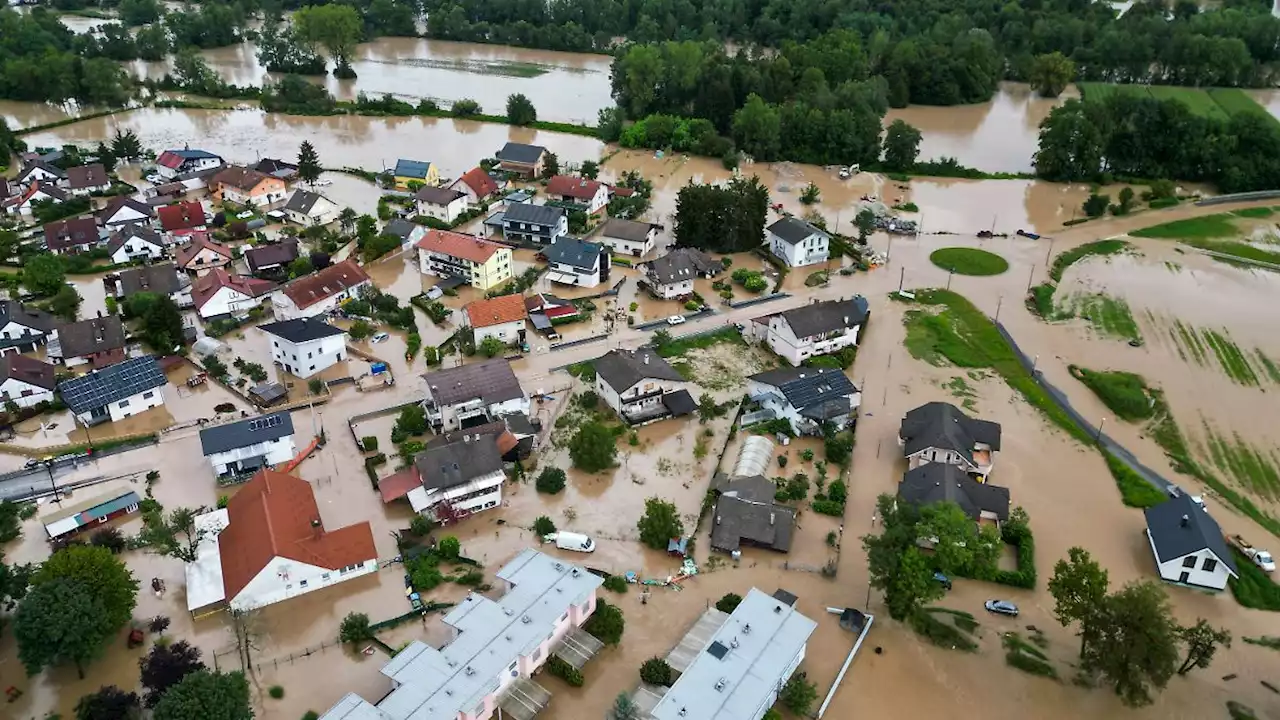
top-left (321, 549), bottom-right (604, 720)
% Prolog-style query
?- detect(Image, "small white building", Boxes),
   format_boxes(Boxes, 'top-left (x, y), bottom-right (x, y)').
top-left (15, 161), bottom-right (65, 187)
top-left (379, 434), bottom-right (505, 520)
top-left (0, 300), bottom-right (56, 356)
top-left (106, 225), bottom-right (166, 264)
top-left (0, 354), bottom-right (56, 408)
top-left (899, 401), bottom-right (1002, 479)
top-left (259, 318), bottom-right (347, 379)
top-left (747, 366), bottom-right (860, 436)
top-left (96, 196), bottom-right (156, 230)
top-left (421, 359), bottom-right (529, 432)
top-left (2, 182), bottom-right (67, 218)
top-left (273, 259), bottom-right (371, 321)
top-left (282, 189), bottom-right (339, 226)
top-left (415, 186), bottom-right (468, 223)
top-left (544, 237), bottom-right (609, 289)
top-left (746, 297), bottom-right (869, 366)
top-left (191, 268), bottom-right (278, 320)
top-left (185, 468), bottom-right (377, 615)
top-left (57, 356), bottom-right (167, 426)
top-left (767, 216), bottom-right (830, 268)
top-left (198, 411), bottom-right (297, 480)
top-left (1145, 494), bottom-right (1238, 592)
top-left (639, 248), bottom-right (724, 300)
top-left (599, 218), bottom-right (658, 258)
top-left (464, 294), bottom-right (528, 347)
top-left (155, 148), bottom-right (224, 179)
top-left (593, 348), bottom-right (696, 425)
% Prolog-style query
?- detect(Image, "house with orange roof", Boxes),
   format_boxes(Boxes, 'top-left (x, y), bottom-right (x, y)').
top-left (211, 165), bottom-right (288, 208)
top-left (272, 259), bottom-right (371, 320)
top-left (415, 229), bottom-right (513, 291)
top-left (175, 233), bottom-right (233, 276)
top-left (449, 166), bottom-right (502, 205)
top-left (184, 468), bottom-right (378, 615)
top-left (464, 293), bottom-right (528, 347)
top-left (546, 174), bottom-right (609, 214)
top-left (191, 268), bottom-right (278, 319)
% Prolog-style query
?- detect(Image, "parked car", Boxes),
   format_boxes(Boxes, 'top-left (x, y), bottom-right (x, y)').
top-left (1229, 534), bottom-right (1276, 572)
top-left (145, 173), bottom-right (164, 184)
top-left (666, 315), bottom-right (686, 326)
top-left (933, 572), bottom-right (952, 590)
top-left (371, 332), bottom-right (390, 343)
top-left (984, 600), bottom-right (1019, 617)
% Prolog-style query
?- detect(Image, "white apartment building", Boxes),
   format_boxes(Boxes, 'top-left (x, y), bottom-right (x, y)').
top-left (198, 412), bottom-right (297, 480)
top-left (259, 318), bottom-right (348, 379)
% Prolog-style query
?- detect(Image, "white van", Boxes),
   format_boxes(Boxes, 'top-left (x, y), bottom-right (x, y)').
top-left (547, 532), bottom-right (595, 553)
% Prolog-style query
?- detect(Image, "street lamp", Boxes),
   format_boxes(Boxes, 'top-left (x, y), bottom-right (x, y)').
top-left (44, 459), bottom-right (60, 504)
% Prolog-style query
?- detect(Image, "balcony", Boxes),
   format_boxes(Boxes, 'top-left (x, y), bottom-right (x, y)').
top-left (497, 678), bottom-right (551, 720)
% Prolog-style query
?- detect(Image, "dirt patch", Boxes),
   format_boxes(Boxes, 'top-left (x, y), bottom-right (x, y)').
top-left (671, 341), bottom-right (773, 391)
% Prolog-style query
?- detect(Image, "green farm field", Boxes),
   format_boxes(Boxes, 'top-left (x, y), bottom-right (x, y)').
top-left (1078, 83), bottom-right (1279, 127)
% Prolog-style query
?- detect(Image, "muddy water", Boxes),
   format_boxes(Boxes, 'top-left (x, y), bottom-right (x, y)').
top-left (884, 82), bottom-right (1076, 174)
top-left (128, 38), bottom-right (614, 126)
top-left (1247, 88), bottom-right (1280, 121)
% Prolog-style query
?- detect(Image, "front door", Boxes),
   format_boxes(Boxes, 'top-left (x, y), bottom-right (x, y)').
top-left (1179, 571), bottom-right (1190, 584)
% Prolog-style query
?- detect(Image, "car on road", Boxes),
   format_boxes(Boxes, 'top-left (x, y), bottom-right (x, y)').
top-left (371, 332), bottom-right (390, 343)
top-left (666, 315), bottom-right (686, 326)
top-left (984, 600), bottom-right (1018, 617)
top-left (933, 572), bottom-right (952, 590)
top-left (24, 458), bottom-right (43, 469)
top-left (145, 173), bottom-right (164, 184)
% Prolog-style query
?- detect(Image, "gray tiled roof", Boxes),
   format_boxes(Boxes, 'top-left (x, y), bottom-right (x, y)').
top-left (543, 237), bottom-right (604, 270)
top-left (1145, 495), bottom-right (1238, 575)
top-left (641, 248), bottom-right (723, 285)
top-left (414, 435), bottom-right (503, 491)
top-left (382, 218), bottom-right (417, 239)
top-left (284, 189), bottom-right (326, 214)
top-left (710, 493), bottom-right (795, 552)
top-left (0, 300), bottom-right (55, 334)
top-left (768, 216), bottom-right (827, 245)
top-left (496, 142), bottom-right (547, 165)
top-left (422, 359), bottom-right (523, 407)
top-left (199, 411), bottom-right (295, 456)
top-left (593, 348), bottom-right (683, 392)
top-left (117, 262), bottom-right (182, 298)
top-left (899, 401), bottom-right (1002, 456)
top-left (57, 356), bottom-right (165, 414)
top-left (777, 297), bottom-right (869, 338)
top-left (898, 464), bottom-right (1010, 521)
top-left (504, 202), bottom-right (565, 227)
top-left (750, 367), bottom-right (856, 412)
top-left (602, 218), bottom-right (654, 243)
top-left (415, 186), bottom-right (466, 205)
top-left (55, 316), bottom-right (126, 358)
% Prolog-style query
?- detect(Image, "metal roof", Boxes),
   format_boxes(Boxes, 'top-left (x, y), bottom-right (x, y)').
top-left (57, 356), bottom-right (166, 414)
top-left (199, 411), bottom-right (295, 456)
top-left (495, 142), bottom-right (547, 165)
top-left (543, 237), bottom-right (604, 270)
top-left (394, 159), bottom-right (433, 179)
top-left (259, 318), bottom-right (346, 344)
top-left (503, 202), bottom-right (565, 228)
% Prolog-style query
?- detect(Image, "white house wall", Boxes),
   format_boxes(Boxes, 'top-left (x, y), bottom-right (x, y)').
top-left (77, 386), bottom-right (165, 424)
top-left (1149, 534), bottom-right (1233, 591)
top-left (208, 437), bottom-right (297, 477)
top-left (412, 469), bottom-right (504, 516)
top-left (764, 317), bottom-right (859, 366)
top-left (199, 287), bottom-right (268, 319)
top-left (230, 555), bottom-right (377, 612)
top-left (103, 207), bottom-right (151, 229)
top-left (418, 196), bottom-right (468, 223)
top-left (0, 378), bottom-right (53, 408)
top-left (472, 319), bottom-right (526, 346)
top-left (269, 334), bottom-right (346, 378)
top-left (272, 280), bottom-right (370, 320)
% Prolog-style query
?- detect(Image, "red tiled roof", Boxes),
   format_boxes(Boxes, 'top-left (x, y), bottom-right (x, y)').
top-left (546, 175), bottom-right (603, 200)
top-left (43, 217), bottom-right (99, 252)
top-left (212, 165), bottom-right (276, 192)
top-left (175, 234), bottom-right (233, 269)
top-left (455, 167), bottom-right (498, 198)
top-left (378, 467), bottom-right (422, 504)
top-left (157, 201), bottom-right (206, 232)
top-left (281, 259), bottom-right (370, 310)
top-left (465, 294), bottom-right (528, 329)
top-left (218, 469), bottom-right (377, 602)
top-left (156, 151), bottom-right (185, 169)
top-left (608, 185), bottom-right (636, 197)
top-left (191, 268), bottom-right (277, 311)
top-left (415, 229), bottom-right (504, 264)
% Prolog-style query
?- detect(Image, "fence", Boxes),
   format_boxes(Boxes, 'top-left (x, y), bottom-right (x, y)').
top-left (1194, 190), bottom-right (1280, 207)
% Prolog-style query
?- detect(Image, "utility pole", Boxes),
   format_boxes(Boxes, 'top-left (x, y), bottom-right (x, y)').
top-left (995, 295), bottom-right (1004, 322)
top-left (946, 268), bottom-right (954, 291)
top-left (1026, 263), bottom-right (1036, 292)
top-left (897, 266), bottom-right (905, 292)
top-left (45, 460), bottom-right (59, 504)
top-left (1097, 417), bottom-right (1107, 444)
top-left (1045, 236), bottom-right (1056, 266)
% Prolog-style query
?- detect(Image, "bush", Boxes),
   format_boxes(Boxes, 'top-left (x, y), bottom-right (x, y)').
top-left (577, 391), bottom-right (599, 409)
top-left (776, 454), bottom-right (788, 468)
top-left (303, 713), bottom-right (320, 720)
top-left (545, 655), bottom-right (583, 687)
top-left (780, 671), bottom-right (818, 715)
top-left (1229, 547), bottom-right (1280, 610)
top-left (827, 479), bottom-right (847, 504)
top-left (640, 657), bottom-right (673, 686)
top-left (533, 515), bottom-right (556, 537)
top-left (535, 466), bottom-right (567, 494)
top-left (603, 575), bottom-right (628, 593)
top-left (824, 431), bottom-right (854, 465)
top-left (361, 436), bottom-right (378, 452)
top-left (269, 685), bottom-right (285, 699)
top-left (990, 508), bottom-right (1037, 589)
top-left (570, 421), bottom-right (617, 472)
top-left (715, 592), bottom-right (742, 613)
top-left (339, 612), bottom-right (372, 645)
top-left (812, 500), bottom-right (845, 516)
top-left (583, 598), bottom-right (625, 645)
top-left (438, 535), bottom-right (461, 560)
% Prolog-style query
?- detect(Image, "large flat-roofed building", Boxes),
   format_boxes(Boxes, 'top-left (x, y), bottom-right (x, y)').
top-left (650, 587), bottom-right (818, 720)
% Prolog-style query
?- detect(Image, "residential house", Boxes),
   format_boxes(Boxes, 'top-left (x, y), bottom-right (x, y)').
top-left (898, 464), bottom-right (1011, 528)
top-left (392, 159), bottom-right (439, 190)
top-left (379, 434), bottom-right (506, 520)
top-left (115, 263), bottom-right (193, 308)
top-left (47, 315), bottom-right (127, 368)
top-left (44, 217), bottom-right (102, 255)
top-left (282, 189), bottom-right (338, 226)
top-left (175, 234), bottom-right (233, 276)
top-left (640, 248), bottom-right (724, 300)
top-left (0, 301), bottom-right (55, 356)
top-left (421, 359), bottom-right (529, 432)
top-left (746, 367), bottom-right (860, 437)
top-left (415, 186), bottom-right (469, 223)
top-left (545, 175), bottom-right (609, 214)
top-left (155, 148), bottom-right (224, 179)
top-left (106, 225), bottom-right (166, 264)
top-left (2, 182), bottom-right (67, 218)
top-left (96, 196), bottom-right (155, 230)
top-left (199, 411), bottom-right (297, 479)
top-left (450, 166), bottom-right (500, 204)
top-left (0, 354), bottom-right (56, 408)
top-left (65, 163), bottom-right (111, 196)
top-left (767, 216), bottom-right (830, 268)
top-left (651, 588), bottom-right (818, 720)
top-left (157, 201), bottom-right (208, 240)
top-left (544, 237), bottom-right (609, 288)
top-left (524, 292), bottom-right (577, 335)
top-left (212, 166), bottom-right (288, 208)
top-left (185, 468), bottom-right (377, 615)
top-left (192, 269), bottom-right (278, 320)
top-left (252, 157), bottom-right (299, 181)
top-left (259, 318), bottom-right (347, 379)
top-left (57, 355), bottom-right (166, 424)
top-left (382, 218), bottom-right (427, 248)
top-left (600, 218), bottom-right (658, 258)
top-left (709, 474), bottom-right (796, 554)
top-left (245, 240), bottom-right (301, 277)
top-left (898, 401), bottom-right (1002, 479)
top-left (318, 549), bottom-right (605, 720)
top-left (272, 259), bottom-right (371, 320)
top-left (416, 229), bottom-right (513, 292)
top-left (42, 489), bottom-right (142, 541)
top-left (425, 417), bottom-right (533, 463)
top-left (464, 294), bottom-right (527, 347)
top-left (495, 142), bottom-right (548, 178)
top-left (1145, 494), bottom-right (1239, 591)
top-left (15, 160), bottom-right (65, 187)
top-left (502, 203), bottom-right (568, 245)
top-left (593, 348), bottom-right (696, 425)
top-left (746, 296), bottom-right (870, 366)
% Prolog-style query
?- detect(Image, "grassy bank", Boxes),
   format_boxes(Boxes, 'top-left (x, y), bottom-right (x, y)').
top-left (929, 247), bottom-right (1009, 276)
top-left (1028, 240), bottom-right (1133, 319)
top-left (1131, 212), bottom-right (1280, 267)
top-left (1068, 366), bottom-right (1154, 421)
top-left (1078, 84), bottom-right (1278, 128)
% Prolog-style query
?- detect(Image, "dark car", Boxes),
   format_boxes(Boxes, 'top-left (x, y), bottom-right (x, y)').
top-left (933, 572), bottom-right (952, 590)
top-left (984, 600), bottom-right (1019, 617)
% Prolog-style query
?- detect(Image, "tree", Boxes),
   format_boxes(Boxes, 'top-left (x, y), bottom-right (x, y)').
top-left (1113, 187), bottom-right (1136, 216)
top-left (0, 500), bottom-right (21, 542)
top-left (780, 671), bottom-right (819, 715)
top-left (140, 640), bottom-right (206, 708)
top-left (597, 107), bottom-right (624, 143)
top-left (673, 176), bottom-right (768, 253)
top-left (697, 393), bottom-right (720, 423)
top-left (349, 319), bottom-right (374, 340)
top-left (542, 152), bottom-right (560, 179)
top-left (14, 578), bottom-right (115, 678)
top-left (338, 207), bottom-right (358, 233)
top-left (1083, 192), bottom-right (1110, 218)
top-left (569, 421), bottom-right (617, 472)
top-left (32, 545), bottom-right (138, 631)
top-left (640, 657), bottom-right (673, 685)
top-left (715, 592), bottom-right (742, 613)
top-left (854, 208), bottom-right (876, 244)
top-left (636, 497), bottom-right (684, 550)
top-left (610, 692), bottom-right (641, 720)
top-left (140, 295), bottom-right (184, 352)
top-left (48, 285), bottom-right (82, 322)
top-left (582, 598), bottom-right (625, 645)
top-left (438, 535), bottom-right (461, 559)
top-left (75, 685), bottom-right (141, 720)
top-left (1049, 546), bottom-right (1110, 658)
top-left (731, 94), bottom-right (781, 161)
top-left (882, 119), bottom-right (922, 171)
top-left (1084, 581), bottom-right (1180, 707)
top-left (152, 670), bottom-right (252, 720)
top-left (23, 253), bottom-right (66, 297)
top-left (110, 129), bottom-right (143, 163)
top-left (581, 160), bottom-right (600, 179)
top-left (90, 527), bottom-right (126, 554)
top-left (1177, 619), bottom-right (1230, 676)
top-left (1033, 101), bottom-right (1104, 182)
top-left (917, 501), bottom-right (1000, 577)
top-left (140, 506), bottom-right (210, 563)
top-left (1030, 52), bottom-right (1076, 98)
top-left (289, 255), bottom-right (314, 279)
top-left (297, 140), bottom-right (321, 184)
top-left (862, 494), bottom-right (943, 620)
top-left (506, 93), bottom-right (537, 126)
top-left (533, 515), bottom-right (556, 536)
top-left (799, 182), bottom-right (821, 205)
top-left (478, 335), bottom-right (506, 358)
top-left (293, 4), bottom-right (363, 74)
top-left (651, 328), bottom-right (672, 349)
top-left (339, 612), bottom-right (372, 646)
top-left (536, 467), bottom-right (567, 494)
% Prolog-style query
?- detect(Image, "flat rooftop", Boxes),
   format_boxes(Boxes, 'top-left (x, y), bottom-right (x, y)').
top-left (184, 508), bottom-right (230, 611)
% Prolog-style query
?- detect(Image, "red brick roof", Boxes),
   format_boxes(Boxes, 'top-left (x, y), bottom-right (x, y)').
top-left (546, 175), bottom-right (602, 200)
top-left (212, 165), bottom-right (275, 192)
top-left (191, 268), bottom-right (277, 311)
top-left (465, 294), bottom-right (528, 329)
top-left (175, 234), bottom-right (232, 269)
top-left (281, 259), bottom-right (370, 310)
top-left (157, 201), bottom-right (206, 232)
top-left (219, 469), bottom-right (377, 602)
top-left (415, 229), bottom-right (505, 264)
top-left (455, 167), bottom-right (498, 199)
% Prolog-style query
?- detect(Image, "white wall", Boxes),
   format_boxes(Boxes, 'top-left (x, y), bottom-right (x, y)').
top-left (601, 233), bottom-right (653, 258)
top-left (272, 280), bottom-right (370, 320)
top-left (768, 230), bottom-right (829, 268)
top-left (596, 375), bottom-right (683, 418)
top-left (649, 277), bottom-right (692, 300)
top-left (0, 378), bottom-right (53, 408)
top-left (472, 319), bottom-right (526, 346)
top-left (102, 207), bottom-right (151, 229)
top-left (198, 287), bottom-right (268, 319)
top-left (110, 239), bottom-right (164, 265)
top-left (269, 334), bottom-right (347, 379)
top-left (208, 436), bottom-right (297, 477)
top-left (410, 470), bottom-right (504, 517)
top-left (1150, 536), bottom-right (1232, 591)
top-left (549, 260), bottom-right (600, 288)
top-left (764, 317), bottom-right (859, 366)
top-left (231, 555), bottom-right (377, 612)
top-left (430, 394), bottom-right (530, 432)
top-left (417, 195), bottom-right (468, 223)
top-left (74, 386), bottom-right (164, 424)
top-left (0, 321), bottom-right (45, 346)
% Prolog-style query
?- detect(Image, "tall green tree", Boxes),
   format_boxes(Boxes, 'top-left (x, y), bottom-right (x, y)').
top-left (22, 254), bottom-right (66, 297)
top-left (1176, 619), bottom-right (1230, 676)
top-left (731, 94), bottom-right (782, 161)
top-left (1084, 581), bottom-right (1180, 707)
top-left (854, 208), bottom-right (876, 244)
top-left (881, 119), bottom-right (922, 171)
top-left (636, 497), bottom-right (684, 550)
top-left (1032, 100), bottom-right (1106, 182)
top-left (152, 670), bottom-right (252, 720)
top-left (569, 421), bottom-right (617, 472)
top-left (506, 93), bottom-right (537, 126)
top-left (75, 685), bottom-right (142, 720)
top-left (1048, 546), bottom-right (1110, 658)
top-left (293, 3), bottom-right (363, 74)
top-left (674, 175), bottom-right (769, 253)
top-left (14, 578), bottom-right (116, 678)
top-left (862, 494), bottom-right (943, 620)
top-left (110, 128), bottom-right (143, 163)
top-left (297, 140), bottom-right (321, 184)
top-left (140, 640), bottom-right (206, 707)
top-left (140, 295), bottom-right (184, 352)
top-left (31, 545), bottom-right (139, 630)
top-left (1030, 52), bottom-right (1076, 98)
top-left (139, 506), bottom-right (210, 563)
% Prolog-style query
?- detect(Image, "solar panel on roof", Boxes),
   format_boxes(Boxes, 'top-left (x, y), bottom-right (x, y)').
top-left (706, 641), bottom-right (729, 660)
top-left (249, 415), bottom-right (283, 431)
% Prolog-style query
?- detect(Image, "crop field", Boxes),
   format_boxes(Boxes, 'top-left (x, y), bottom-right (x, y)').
top-left (1078, 83), bottom-right (1278, 127)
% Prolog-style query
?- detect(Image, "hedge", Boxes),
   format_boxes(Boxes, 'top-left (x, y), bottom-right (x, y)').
top-left (365, 453), bottom-right (387, 488)
top-left (361, 436), bottom-right (379, 452)
top-left (811, 499), bottom-right (845, 517)
top-left (991, 521), bottom-right (1036, 589)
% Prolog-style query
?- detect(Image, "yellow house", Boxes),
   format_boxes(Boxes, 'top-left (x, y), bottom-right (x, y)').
top-left (393, 159), bottom-right (439, 190)
top-left (415, 229), bottom-right (514, 292)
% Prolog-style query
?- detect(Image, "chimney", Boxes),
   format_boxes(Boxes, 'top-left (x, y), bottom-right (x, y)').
top-left (643, 353), bottom-right (649, 365)
top-left (310, 518), bottom-right (322, 537)
top-left (1181, 514), bottom-right (1190, 527)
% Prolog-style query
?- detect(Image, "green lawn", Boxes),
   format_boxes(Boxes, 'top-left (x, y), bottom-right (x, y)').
top-left (1078, 83), bottom-right (1277, 127)
top-left (1209, 88), bottom-right (1280, 129)
top-left (1068, 366), bottom-right (1155, 421)
top-left (929, 247), bottom-right (1010, 276)
top-left (1048, 239), bottom-right (1133, 282)
top-left (1229, 547), bottom-right (1280, 611)
top-left (1057, 293), bottom-right (1142, 344)
top-left (1130, 214), bottom-right (1240, 240)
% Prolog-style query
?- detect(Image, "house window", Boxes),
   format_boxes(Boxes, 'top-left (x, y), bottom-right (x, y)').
top-left (143, 391), bottom-right (154, 399)
top-left (321, 573), bottom-right (330, 581)
top-left (1202, 558), bottom-right (1218, 572)
top-left (299, 579), bottom-right (308, 588)
top-left (1182, 556), bottom-right (1197, 568)
top-left (119, 399), bottom-right (130, 408)
top-left (531, 648), bottom-right (541, 662)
